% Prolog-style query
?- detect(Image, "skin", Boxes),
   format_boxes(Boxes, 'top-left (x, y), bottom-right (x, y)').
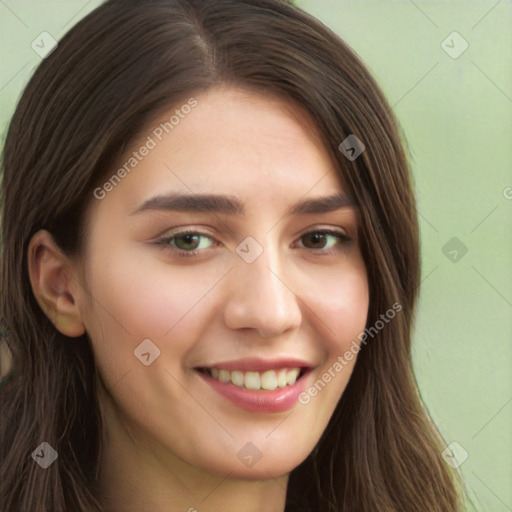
top-left (28, 86), bottom-right (369, 512)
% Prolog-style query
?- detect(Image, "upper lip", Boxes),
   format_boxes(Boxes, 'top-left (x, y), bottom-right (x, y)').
top-left (195, 357), bottom-right (315, 372)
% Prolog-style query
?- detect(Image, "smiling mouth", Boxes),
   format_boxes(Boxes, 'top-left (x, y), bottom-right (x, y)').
top-left (196, 367), bottom-right (309, 391)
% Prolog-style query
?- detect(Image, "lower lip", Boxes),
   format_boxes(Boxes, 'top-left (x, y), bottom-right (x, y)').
top-left (197, 371), bottom-right (309, 413)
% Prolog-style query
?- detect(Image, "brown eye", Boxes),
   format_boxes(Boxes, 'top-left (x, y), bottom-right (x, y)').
top-left (300, 230), bottom-right (349, 251)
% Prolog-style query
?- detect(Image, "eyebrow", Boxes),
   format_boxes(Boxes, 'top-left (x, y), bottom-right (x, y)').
top-left (130, 192), bottom-right (355, 217)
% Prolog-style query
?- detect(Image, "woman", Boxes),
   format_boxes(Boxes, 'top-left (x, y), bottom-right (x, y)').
top-left (0, 0), bottom-right (464, 510)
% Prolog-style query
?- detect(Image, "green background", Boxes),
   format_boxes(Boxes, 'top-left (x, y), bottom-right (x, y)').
top-left (1, 1), bottom-right (510, 510)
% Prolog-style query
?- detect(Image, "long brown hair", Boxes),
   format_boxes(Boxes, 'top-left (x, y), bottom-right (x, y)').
top-left (0, 0), bottom-right (463, 510)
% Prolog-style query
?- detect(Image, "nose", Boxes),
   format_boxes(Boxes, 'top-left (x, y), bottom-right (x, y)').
top-left (223, 247), bottom-right (303, 338)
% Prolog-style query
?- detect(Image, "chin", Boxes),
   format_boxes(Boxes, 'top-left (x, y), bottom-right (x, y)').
top-left (198, 441), bottom-right (312, 481)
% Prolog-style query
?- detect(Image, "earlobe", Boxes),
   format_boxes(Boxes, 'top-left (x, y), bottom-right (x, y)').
top-left (27, 230), bottom-right (86, 338)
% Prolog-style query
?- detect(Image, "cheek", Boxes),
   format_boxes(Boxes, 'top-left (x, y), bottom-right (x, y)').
top-left (86, 249), bottom-right (225, 331)
top-left (300, 259), bottom-right (369, 352)
top-left (81, 251), bottom-right (225, 385)
top-left (294, 262), bottom-right (368, 426)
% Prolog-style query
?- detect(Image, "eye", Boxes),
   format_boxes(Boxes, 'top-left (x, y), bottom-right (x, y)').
top-left (158, 230), bottom-right (216, 256)
top-left (155, 228), bottom-right (351, 258)
top-left (298, 229), bottom-right (351, 254)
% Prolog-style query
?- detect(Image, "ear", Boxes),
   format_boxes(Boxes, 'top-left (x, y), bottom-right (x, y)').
top-left (27, 230), bottom-right (86, 338)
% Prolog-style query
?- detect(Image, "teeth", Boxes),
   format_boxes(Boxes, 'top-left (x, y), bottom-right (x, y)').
top-left (244, 371), bottom-right (261, 390)
top-left (261, 370), bottom-right (278, 390)
top-left (207, 367), bottom-right (302, 391)
top-left (218, 369), bottom-right (230, 383)
top-left (276, 369), bottom-right (287, 388)
top-left (286, 368), bottom-right (300, 385)
top-left (230, 370), bottom-right (244, 387)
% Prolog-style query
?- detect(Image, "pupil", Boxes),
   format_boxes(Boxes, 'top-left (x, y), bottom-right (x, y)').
top-left (178, 234), bottom-right (198, 249)
top-left (308, 233), bottom-right (325, 248)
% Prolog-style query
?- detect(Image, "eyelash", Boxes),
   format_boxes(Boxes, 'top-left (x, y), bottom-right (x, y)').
top-left (156, 228), bottom-right (352, 258)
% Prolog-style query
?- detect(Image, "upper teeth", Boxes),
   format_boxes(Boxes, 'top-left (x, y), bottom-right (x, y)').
top-left (210, 368), bottom-right (301, 390)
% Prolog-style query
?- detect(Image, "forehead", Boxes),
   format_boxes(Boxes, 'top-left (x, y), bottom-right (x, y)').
top-left (91, 86), bottom-right (347, 218)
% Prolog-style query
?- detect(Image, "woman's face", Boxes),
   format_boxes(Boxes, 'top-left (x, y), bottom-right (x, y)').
top-left (79, 86), bottom-right (369, 479)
